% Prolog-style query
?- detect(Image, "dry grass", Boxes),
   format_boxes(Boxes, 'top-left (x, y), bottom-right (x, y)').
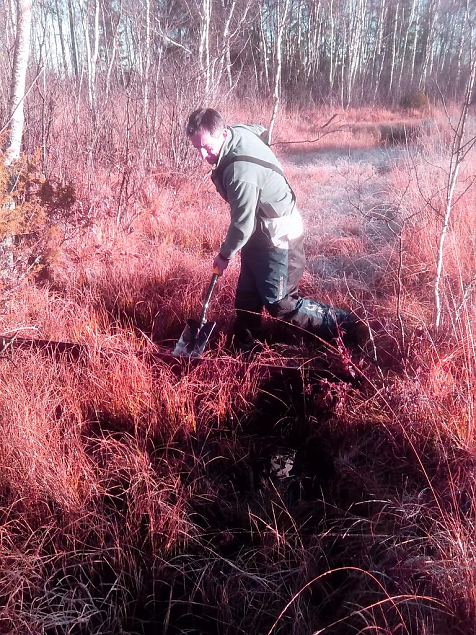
top-left (0, 105), bottom-right (474, 634)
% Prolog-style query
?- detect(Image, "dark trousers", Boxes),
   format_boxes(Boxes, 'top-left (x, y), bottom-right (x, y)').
top-left (234, 231), bottom-right (350, 340)
top-left (234, 231), bottom-right (303, 336)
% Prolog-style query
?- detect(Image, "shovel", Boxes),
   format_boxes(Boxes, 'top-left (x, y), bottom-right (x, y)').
top-left (173, 271), bottom-right (220, 358)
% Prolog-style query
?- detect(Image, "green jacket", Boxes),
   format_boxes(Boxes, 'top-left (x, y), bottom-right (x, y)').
top-left (211, 125), bottom-right (303, 260)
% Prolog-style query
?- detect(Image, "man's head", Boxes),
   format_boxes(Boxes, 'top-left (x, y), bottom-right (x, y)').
top-left (186, 108), bottom-right (227, 165)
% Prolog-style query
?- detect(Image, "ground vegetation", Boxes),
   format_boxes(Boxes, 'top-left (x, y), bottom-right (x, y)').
top-left (0, 105), bottom-right (474, 634)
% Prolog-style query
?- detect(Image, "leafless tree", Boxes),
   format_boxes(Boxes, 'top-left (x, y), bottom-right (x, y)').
top-left (434, 52), bottom-right (476, 329)
top-left (268, 0), bottom-right (290, 143)
top-left (0, 0), bottom-right (474, 186)
top-left (4, 0), bottom-right (33, 167)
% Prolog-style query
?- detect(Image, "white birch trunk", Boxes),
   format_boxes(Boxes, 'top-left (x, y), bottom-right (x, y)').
top-left (6, 0), bottom-right (16, 51)
top-left (4, 0), bottom-right (33, 167)
top-left (105, 27), bottom-right (118, 98)
top-left (268, 0), bottom-right (290, 144)
top-left (434, 57), bottom-right (476, 329)
top-left (328, 0), bottom-right (335, 89)
top-left (67, 0), bottom-right (79, 78)
top-left (347, 0), bottom-right (364, 106)
top-left (397, 0), bottom-right (416, 92)
top-left (3, 0), bottom-right (32, 278)
top-left (144, 0), bottom-right (151, 112)
top-left (388, 1), bottom-right (399, 96)
top-left (409, 1), bottom-right (420, 86)
top-left (308, 6), bottom-right (318, 80)
top-left (371, 0), bottom-right (385, 101)
top-left (198, 0), bottom-right (211, 94)
top-left (420, 0), bottom-right (437, 89)
top-left (455, 2), bottom-right (468, 89)
top-left (82, 0), bottom-right (93, 104)
top-left (215, 0), bottom-right (236, 89)
top-left (54, 0), bottom-right (69, 75)
top-left (81, 0), bottom-right (100, 108)
top-left (260, 5), bottom-right (269, 90)
top-left (91, 0), bottom-right (99, 96)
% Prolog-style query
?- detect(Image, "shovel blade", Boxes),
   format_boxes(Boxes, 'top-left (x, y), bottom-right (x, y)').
top-left (173, 319), bottom-right (216, 358)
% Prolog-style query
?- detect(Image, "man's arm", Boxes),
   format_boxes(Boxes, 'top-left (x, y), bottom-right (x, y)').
top-left (219, 179), bottom-right (260, 261)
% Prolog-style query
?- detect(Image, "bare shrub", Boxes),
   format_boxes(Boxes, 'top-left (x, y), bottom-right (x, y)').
top-left (399, 91), bottom-right (431, 112)
top-left (0, 105), bottom-right (474, 634)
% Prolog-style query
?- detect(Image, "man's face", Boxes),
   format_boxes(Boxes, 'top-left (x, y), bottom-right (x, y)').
top-left (189, 127), bottom-right (227, 165)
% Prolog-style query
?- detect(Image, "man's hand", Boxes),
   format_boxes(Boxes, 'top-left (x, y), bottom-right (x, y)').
top-left (213, 253), bottom-right (229, 276)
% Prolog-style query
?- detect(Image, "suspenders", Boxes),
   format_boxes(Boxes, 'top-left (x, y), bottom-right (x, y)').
top-left (214, 154), bottom-right (297, 204)
top-left (217, 154), bottom-right (286, 178)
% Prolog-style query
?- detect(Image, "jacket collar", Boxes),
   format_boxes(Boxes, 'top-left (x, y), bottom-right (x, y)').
top-left (213, 127), bottom-right (234, 171)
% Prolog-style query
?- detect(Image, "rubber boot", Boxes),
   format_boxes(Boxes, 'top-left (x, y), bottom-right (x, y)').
top-left (231, 310), bottom-right (265, 355)
top-left (287, 299), bottom-right (355, 339)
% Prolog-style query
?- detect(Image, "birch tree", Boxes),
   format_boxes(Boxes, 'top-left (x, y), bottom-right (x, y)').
top-left (1, 0), bottom-right (475, 183)
top-left (1, 0), bottom-right (32, 280)
top-left (4, 0), bottom-right (33, 167)
top-left (67, 0), bottom-right (80, 78)
top-left (143, 0), bottom-right (151, 112)
top-left (434, 53), bottom-right (476, 329)
top-left (268, 0), bottom-right (291, 144)
top-left (81, 0), bottom-right (100, 109)
top-left (198, 0), bottom-right (211, 93)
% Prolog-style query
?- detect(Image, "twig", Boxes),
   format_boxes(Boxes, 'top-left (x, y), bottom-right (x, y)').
top-left (271, 114), bottom-right (345, 146)
top-left (0, 68), bottom-right (45, 137)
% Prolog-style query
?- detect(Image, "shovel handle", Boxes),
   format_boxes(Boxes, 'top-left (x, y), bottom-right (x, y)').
top-left (199, 273), bottom-right (219, 329)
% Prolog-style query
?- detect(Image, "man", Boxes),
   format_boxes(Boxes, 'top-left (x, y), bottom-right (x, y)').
top-left (186, 107), bottom-right (355, 349)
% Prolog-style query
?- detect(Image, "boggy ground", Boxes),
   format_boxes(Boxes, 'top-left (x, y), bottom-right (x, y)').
top-left (0, 109), bottom-right (474, 634)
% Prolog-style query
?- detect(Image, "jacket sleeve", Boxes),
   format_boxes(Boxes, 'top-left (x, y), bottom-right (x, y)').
top-left (219, 179), bottom-right (260, 260)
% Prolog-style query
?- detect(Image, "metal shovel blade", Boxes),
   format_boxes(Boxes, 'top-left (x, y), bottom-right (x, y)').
top-left (172, 319), bottom-right (216, 358)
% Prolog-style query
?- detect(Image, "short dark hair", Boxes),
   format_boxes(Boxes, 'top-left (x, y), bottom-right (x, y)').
top-left (186, 108), bottom-right (224, 137)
